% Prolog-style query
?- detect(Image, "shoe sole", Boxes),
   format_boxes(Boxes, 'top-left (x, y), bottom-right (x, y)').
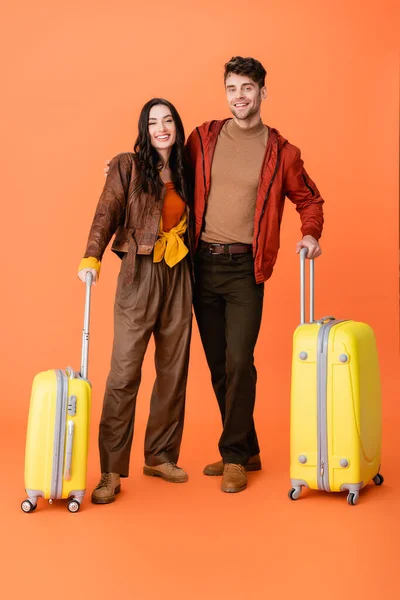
top-left (203, 463), bottom-right (261, 476)
top-left (91, 485), bottom-right (121, 505)
top-left (143, 467), bottom-right (188, 483)
top-left (221, 484), bottom-right (248, 493)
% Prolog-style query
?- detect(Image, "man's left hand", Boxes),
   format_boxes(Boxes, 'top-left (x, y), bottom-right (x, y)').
top-left (295, 235), bottom-right (322, 259)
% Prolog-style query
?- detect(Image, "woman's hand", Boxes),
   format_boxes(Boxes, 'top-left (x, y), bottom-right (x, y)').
top-left (78, 268), bottom-right (98, 285)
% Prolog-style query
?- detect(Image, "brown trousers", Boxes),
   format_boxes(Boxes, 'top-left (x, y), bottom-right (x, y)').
top-left (98, 253), bottom-right (193, 477)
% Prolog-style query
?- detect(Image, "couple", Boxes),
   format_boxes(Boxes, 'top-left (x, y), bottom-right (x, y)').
top-left (78, 56), bottom-right (324, 504)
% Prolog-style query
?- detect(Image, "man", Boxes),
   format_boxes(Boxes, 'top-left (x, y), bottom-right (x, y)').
top-left (185, 56), bottom-right (324, 494)
top-left (104, 56), bottom-right (324, 494)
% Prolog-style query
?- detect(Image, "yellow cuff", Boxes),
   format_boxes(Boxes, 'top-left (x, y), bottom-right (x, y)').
top-left (78, 257), bottom-right (101, 278)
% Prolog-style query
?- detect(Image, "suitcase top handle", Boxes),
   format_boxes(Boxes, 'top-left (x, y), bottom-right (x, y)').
top-left (80, 271), bottom-right (93, 379)
top-left (300, 247), bottom-right (314, 324)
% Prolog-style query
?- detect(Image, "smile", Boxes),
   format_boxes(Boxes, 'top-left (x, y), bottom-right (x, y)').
top-left (155, 135), bottom-right (170, 140)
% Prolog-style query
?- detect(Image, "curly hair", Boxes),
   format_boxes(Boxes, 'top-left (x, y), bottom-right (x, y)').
top-left (224, 56), bottom-right (267, 88)
top-left (133, 98), bottom-right (190, 203)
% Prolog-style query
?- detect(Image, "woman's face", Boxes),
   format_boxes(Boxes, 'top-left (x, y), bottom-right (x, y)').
top-left (148, 104), bottom-right (176, 151)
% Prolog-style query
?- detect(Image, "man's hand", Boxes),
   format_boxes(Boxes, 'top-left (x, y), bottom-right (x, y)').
top-left (104, 159), bottom-right (111, 177)
top-left (295, 235), bottom-right (322, 259)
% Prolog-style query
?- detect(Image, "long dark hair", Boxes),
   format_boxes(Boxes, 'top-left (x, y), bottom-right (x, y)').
top-left (133, 98), bottom-right (190, 203)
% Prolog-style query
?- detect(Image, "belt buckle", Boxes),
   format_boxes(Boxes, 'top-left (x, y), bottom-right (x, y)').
top-left (209, 244), bottom-right (221, 255)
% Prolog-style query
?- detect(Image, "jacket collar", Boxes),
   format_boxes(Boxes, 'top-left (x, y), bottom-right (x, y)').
top-left (196, 118), bottom-right (287, 150)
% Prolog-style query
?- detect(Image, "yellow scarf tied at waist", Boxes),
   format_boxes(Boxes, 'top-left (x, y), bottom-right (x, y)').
top-left (153, 212), bottom-right (188, 267)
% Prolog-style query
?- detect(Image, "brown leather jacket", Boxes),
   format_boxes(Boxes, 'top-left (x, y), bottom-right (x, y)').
top-left (83, 152), bottom-right (193, 284)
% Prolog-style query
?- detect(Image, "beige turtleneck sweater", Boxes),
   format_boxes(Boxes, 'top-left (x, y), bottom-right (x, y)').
top-left (201, 118), bottom-right (269, 245)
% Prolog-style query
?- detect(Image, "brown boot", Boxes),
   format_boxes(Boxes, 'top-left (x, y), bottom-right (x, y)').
top-left (203, 454), bottom-right (262, 476)
top-left (221, 464), bottom-right (248, 493)
top-left (143, 462), bottom-right (188, 483)
top-left (91, 473), bottom-right (121, 504)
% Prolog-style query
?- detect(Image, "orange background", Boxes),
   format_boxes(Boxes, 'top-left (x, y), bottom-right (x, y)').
top-left (1, 1), bottom-right (399, 598)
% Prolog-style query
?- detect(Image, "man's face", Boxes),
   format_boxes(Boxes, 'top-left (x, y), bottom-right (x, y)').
top-left (225, 73), bottom-right (266, 121)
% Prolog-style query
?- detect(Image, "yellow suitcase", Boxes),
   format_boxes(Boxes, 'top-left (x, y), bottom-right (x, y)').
top-left (21, 274), bottom-right (93, 513)
top-left (289, 249), bottom-right (383, 505)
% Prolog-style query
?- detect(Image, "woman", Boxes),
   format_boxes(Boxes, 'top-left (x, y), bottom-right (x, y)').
top-left (78, 98), bottom-right (193, 504)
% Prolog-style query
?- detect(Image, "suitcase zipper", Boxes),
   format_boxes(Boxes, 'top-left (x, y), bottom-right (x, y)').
top-left (317, 320), bottom-right (344, 492)
top-left (50, 370), bottom-right (68, 499)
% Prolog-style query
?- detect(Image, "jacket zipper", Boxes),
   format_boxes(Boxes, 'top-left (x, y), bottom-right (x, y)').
top-left (196, 127), bottom-right (208, 245)
top-left (151, 187), bottom-right (166, 248)
top-left (302, 174), bottom-right (315, 197)
top-left (186, 204), bottom-right (196, 282)
top-left (254, 148), bottom-right (280, 260)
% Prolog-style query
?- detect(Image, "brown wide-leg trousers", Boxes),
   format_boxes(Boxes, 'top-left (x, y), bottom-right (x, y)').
top-left (98, 254), bottom-right (193, 477)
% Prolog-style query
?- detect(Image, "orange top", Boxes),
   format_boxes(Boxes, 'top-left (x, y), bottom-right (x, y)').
top-left (162, 182), bottom-right (185, 231)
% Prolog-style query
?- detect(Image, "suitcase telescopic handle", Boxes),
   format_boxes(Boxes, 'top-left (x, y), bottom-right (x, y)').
top-left (80, 271), bottom-right (93, 379)
top-left (300, 247), bottom-right (315, 324)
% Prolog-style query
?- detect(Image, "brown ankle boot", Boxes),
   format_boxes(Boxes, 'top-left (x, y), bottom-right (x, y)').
top-left (203, 454), bottom-right (262, 476)
top-left (91, 473), bottom-right (121, 504)
top-left (221, 464), bottom-right (247, 493)
top-left (143, 462), bottom-right (188, 483)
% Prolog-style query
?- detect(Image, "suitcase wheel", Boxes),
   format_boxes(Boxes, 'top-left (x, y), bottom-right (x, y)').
top-left (21, 500), bottom-right (37, 513)
top-left (373, 473), bottom-right (384, 486)
top-left (67, 499), bottom-right (81, 513)
top-left (347, 492), bottom-right (359, 506)
top-left (288, 487), bottom-right (302, 501)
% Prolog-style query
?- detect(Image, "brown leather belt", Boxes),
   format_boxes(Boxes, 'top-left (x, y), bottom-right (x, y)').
top-left (200, 241), bottom-right (253, 255)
